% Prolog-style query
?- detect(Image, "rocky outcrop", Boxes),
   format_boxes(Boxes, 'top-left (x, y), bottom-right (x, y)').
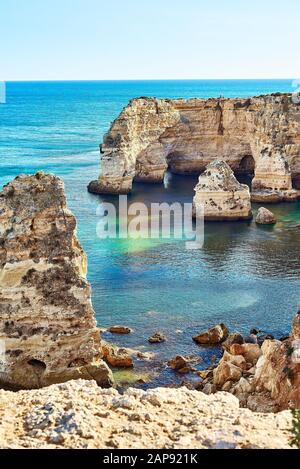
top-left (102, 344), bottom-right (133, 368)
top-left (193, 323), bottom-right (229, 345)
top-left (0, 379), bottom-right (293, 449)
top-left (254, 315), bottom-right (300, 410)
top-left (90, 94), bottom-right (300, 202)
top-left (255, 207), bottom-right (277, 225)
top-left (0, 173), bottom-right (113, 390)
top-left (193, 161), bottom-right (252, 220)
top-left (198, 314), bottom-right (300, 412)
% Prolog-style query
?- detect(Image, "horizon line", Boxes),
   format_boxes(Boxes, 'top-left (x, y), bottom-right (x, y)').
top-left (3, 78), bottom-right (295, 83)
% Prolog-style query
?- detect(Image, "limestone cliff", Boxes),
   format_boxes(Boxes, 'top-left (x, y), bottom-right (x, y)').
top-left (0, 172), bottom-right (113, 390)
top-left (193, 160), bottom-right (252, 220)
top-left (89, 94), bottom-right (300, 201)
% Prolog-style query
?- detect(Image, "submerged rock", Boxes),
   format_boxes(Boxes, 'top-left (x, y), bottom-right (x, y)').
top-left (193, 160), bottom-right (252, 221)
top-left (193, 323), bottom-right (229, 345)
top-left (255, 207), bottom-right (277, 225)
top-left (0, 173), bottom-right (113, 390)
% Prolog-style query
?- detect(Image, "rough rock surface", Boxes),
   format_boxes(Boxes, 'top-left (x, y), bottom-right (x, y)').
top-left (0, 173), bottom-right (113, 390)
top-left (193, 323), bottom-right (229, 345)
top-left (193, 161), bottom-right (252, 220)
top-left (254, 338), bottom-right (300, 410)
top-left (90, 94), bottom-right (300, 202)
top-left (255, 207), bottom-right (277, 225)
top-left (0, 379), bottom-right (293, 449)
top-left (102, 344), bottom-right (133, 368)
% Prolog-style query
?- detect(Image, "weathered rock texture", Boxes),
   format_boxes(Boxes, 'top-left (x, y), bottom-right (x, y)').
top-left (0, 173), bottom-right (113, 390)
top-left (254, 315), bottom-right (300, 410)
top-left (255, 207), bottom-right (277, 225)
top-left (193, 161), bottom-right (252, 220)
top-left (0, 380), bottom-right (293, 449)
top-left (90, 94), bottom-right (300, 202)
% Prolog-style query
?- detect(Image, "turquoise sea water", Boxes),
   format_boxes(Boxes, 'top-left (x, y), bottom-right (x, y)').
top-left (1, 80), bottom-right (300, 387)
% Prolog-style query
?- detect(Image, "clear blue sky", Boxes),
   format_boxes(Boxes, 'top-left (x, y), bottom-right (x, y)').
top-left (1, 0), bottom-right (299, 80)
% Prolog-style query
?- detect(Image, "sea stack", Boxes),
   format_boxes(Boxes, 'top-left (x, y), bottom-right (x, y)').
top-left (0, 172), bottom-right (113, 390)
top-left (193, 160), bottom-right (252, 221)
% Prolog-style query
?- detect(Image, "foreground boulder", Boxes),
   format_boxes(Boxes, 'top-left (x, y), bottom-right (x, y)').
top-left (0, 173), bottom-right (113, 389)
top-left (254, 314), bottom-right (300, 410)
top-left (0, 380), bottom-right (293, 449)
top-left (193, 323), bottom-right (229, 345)
top-left (193, 161), bottom-right (252, 221)
top-left (255, 207), bottom-right (277, 225)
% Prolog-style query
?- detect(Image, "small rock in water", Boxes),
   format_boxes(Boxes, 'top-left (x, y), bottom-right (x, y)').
top-left (108, 326), bottom-right (133, 335)
top-left (193, 323), bottom-right (229, 345)
top-left (148, 332), bottom-right (166, 344)
top-left (255, 207), bottom-right (277, 225)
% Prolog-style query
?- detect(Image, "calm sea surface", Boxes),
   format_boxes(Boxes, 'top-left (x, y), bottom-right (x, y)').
top-left (1, 80), bottom-right (299, 387)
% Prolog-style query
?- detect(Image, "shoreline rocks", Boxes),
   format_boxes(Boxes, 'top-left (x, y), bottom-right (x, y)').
top-left (193, 323), bottom-right (229, 345)
top-left (0, 173), bottom-right (113, 390)
top-left (193, 161), bottom-right (253, 221)
top-left (102, 344), bottom-right (133, 368)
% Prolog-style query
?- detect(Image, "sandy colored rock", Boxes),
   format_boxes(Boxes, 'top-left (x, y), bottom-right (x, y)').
top-left (108, 326), bottom-right (132, 335)
top-left (0, 173), bottom-right (113, 390)
top-left (213, 362), bottom-right (243, 389)
top-left (254, 338), bottom-right (300, 410)
top-left (102, 344), bottom-right (133, 368)
top-left (193, 160), bottom-right (252, 220)
top-left (255, 207), bottom-right (277, 225)
top-left (0, 379), bottom-right (294, 449)
top-left (193, 323), bottom-right (229, 345)
top-left (223, 333), bottom-right (244, 351)
top-left (230, 343), bottom-right (262, 365)
top-left (222, 351), bottom-right (247, 370)
top-left (292, 311), bottom-right (300, 339)
top-left (92, 94), bottom-right (300, 203)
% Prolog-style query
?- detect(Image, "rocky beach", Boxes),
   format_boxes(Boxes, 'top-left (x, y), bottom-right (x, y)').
top-left (0, 168), bottom-right (299, 449)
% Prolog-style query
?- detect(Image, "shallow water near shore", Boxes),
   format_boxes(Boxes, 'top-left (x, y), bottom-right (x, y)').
top-left (1, 80), bottom-right (300, 388)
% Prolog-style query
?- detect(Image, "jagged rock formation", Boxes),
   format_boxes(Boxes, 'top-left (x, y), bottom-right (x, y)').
top-left (198, 314), bottom-right (300, 412)
top-left (0, 379), bottom-right (293, 449)
top-left (193, 161), bottom-right (252, 220)
top-left (254, 314), bottom-right (300, 410)
top-left (0, 173), bottom-right (113, 390)
top-left (89, 94), bottom-right (300, 202)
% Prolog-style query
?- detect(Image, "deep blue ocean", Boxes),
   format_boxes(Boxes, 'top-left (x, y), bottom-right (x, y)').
top-left (1, 80), bottom-right (300, 387)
